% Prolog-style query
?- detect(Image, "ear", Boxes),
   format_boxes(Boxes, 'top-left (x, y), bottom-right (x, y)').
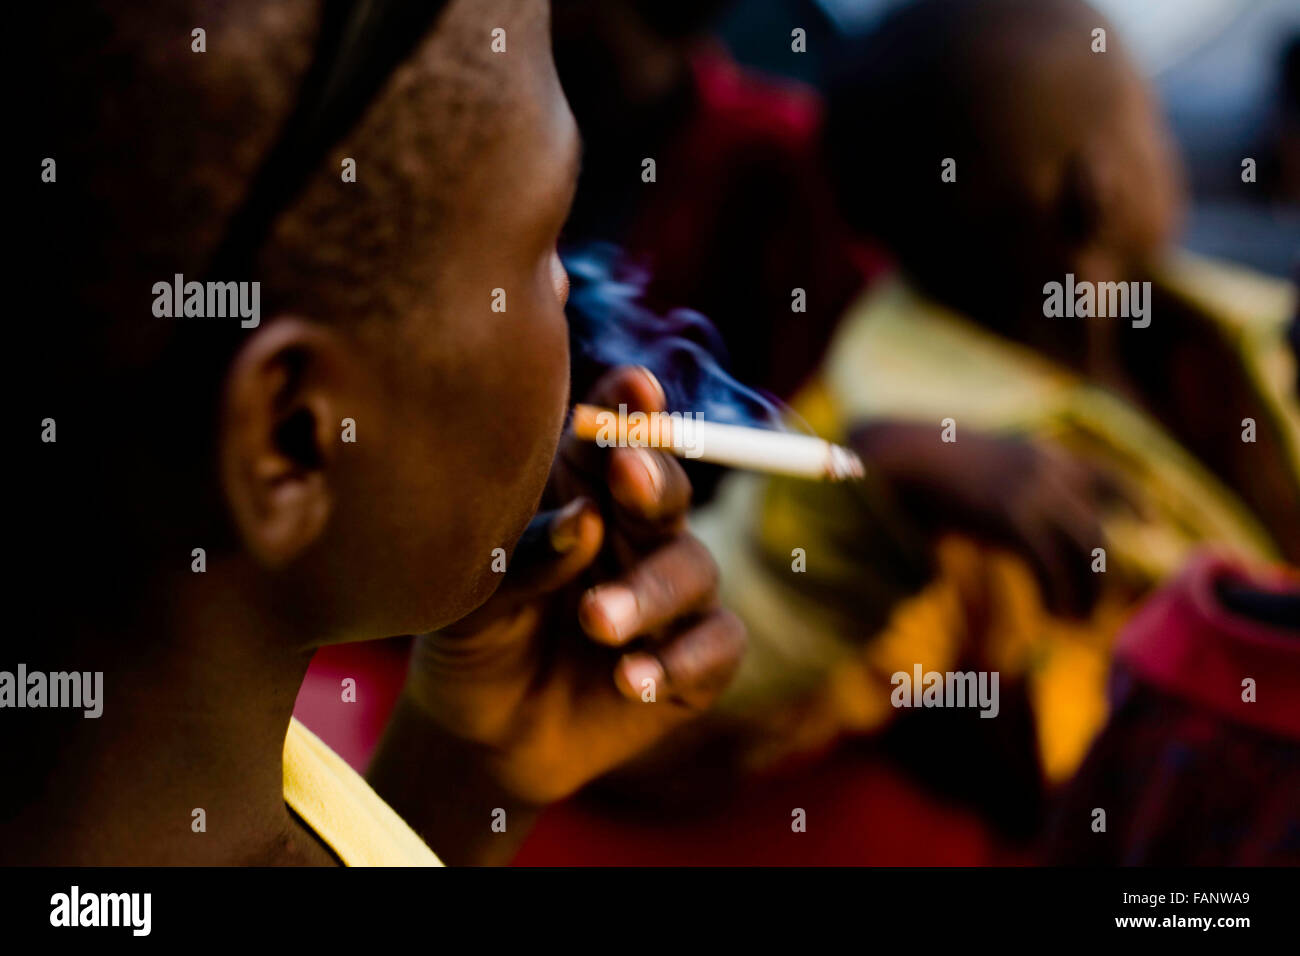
top-left (1057, 149), bottom-right (1108, 249)
top-left (218, 317), bottom-right (358, 568)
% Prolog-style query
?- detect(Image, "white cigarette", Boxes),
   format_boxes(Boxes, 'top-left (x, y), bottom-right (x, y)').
top-left (571, 404), bottom-right (865, 481)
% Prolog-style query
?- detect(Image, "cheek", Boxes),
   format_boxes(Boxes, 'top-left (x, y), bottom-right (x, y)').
top-left (523, 249), bottom-right (572, 406)
top-left (444, 286), bottom-right (568, 614)
top-left (550, 249), bottom-right (571, 308)
top-left (518, 282), bottom-right (571, 464)
top-left (479, 274), bottom-right (570, 519)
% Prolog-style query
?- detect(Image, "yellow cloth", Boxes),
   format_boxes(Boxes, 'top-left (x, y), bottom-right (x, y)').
top-left (283, 716), bottom-right (443, 867)
top-left (693, 252), bottom-right (1298, 782)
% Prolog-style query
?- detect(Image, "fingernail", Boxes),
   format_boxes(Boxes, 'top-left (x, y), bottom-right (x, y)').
top-left (635, 366), bottom-right (666, 411)
top-left (618, 653), bottom-right (666, 699)
top-left (611, 448), bottom-right (666, 517)
top-left (635, 448), bottom-right (664, 500)
top-left (549, 499), bottom-right (589, 553)
top-left (590, 584), bottom-right (639, 642)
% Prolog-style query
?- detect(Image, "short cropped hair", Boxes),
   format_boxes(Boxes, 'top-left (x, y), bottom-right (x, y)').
top-left (22, 0), bottom-right (527, 618)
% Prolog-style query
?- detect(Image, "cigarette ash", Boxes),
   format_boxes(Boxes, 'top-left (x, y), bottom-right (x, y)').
top-left (562, 242), bottom-right (794, 431)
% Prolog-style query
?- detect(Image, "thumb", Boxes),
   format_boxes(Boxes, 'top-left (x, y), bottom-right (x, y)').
top-left (496, 496), bottom-right (605, 605)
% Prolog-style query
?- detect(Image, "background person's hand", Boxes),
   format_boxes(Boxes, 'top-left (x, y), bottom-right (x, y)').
top-left (851, 421), bottom-right (1135, 618)
top-left (369, 366), bottom-right (745, 863)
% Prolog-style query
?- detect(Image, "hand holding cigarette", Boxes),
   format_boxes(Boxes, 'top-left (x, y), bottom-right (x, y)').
top-left (570, 403), bottom-right (865, 481)
top-left (395, 366), bottom-right (747, 820)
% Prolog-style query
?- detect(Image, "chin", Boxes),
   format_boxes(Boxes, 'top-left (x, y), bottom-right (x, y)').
top-left (398, 568), bottom-right (498, 636)
top-left (467, 561), bottom-right (508, 614)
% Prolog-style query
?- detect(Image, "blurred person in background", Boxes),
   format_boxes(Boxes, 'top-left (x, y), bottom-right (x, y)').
top-left (677, 0), bottom-right (1298, 847)
top-left (1044, 288), bottom-right (1300, 865)
top-left (1044, 553), bottom-right (1299, 864)
top-left (517, 0), bottom-right (1298, 863)
top-left (552, 0), bottom-right (884, 400)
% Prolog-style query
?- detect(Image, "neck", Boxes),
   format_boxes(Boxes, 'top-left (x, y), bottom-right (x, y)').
top-left (921, 270), bottom-right (1128, 380)
top-left (2, 566), bottom-right (331, 865)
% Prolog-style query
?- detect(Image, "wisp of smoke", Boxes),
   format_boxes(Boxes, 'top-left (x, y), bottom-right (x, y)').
top-left (563, 241), bottom-right (792, 430)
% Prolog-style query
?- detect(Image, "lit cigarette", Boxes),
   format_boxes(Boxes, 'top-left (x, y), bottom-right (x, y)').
top-left (570, 404), bottom-right (865, 481)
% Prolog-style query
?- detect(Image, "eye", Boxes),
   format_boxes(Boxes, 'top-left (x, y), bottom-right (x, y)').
top-left (550, 248), bottom-right (570, 308)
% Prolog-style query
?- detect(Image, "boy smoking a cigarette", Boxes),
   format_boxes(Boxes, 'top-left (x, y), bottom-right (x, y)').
top-left (10, 0), bottom-right (745, 866)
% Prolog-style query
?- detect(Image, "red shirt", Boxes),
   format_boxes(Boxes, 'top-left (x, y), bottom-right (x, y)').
top-left (626, 46), bottom-right (887, 399)
top-left (1116, 552), bottom-right (1300, 740)
top-left (1047, 553), bottom-right (1300, 864)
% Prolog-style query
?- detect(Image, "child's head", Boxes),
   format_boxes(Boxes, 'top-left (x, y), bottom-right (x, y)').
top-left (551, 0), bottom-right (732, 147)
top-left (33, 0), bottom-right (580, 647)
top-left (825, 0), bottom-right (1185, 317)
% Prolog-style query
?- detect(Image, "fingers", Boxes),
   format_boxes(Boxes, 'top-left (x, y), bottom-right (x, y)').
top-left (552, 365), bottom-right (689, 549)
top-left (577, 534), bottom-right (720, 645)
top-left (590, 364), bottom-right (667, 411)
top-left (1028, 532), bottom-right (1086, 619)
top-left (614, 608), bottom-right (746, 709)
top-left (1038, 468), bottom-right (1106, 557)
top-left (1048, 520), bottom-right (1102, 616)
top-left (1012, 507), bottom-right (1099, 619)
top-left (1006, 443), bottom-right (1111, 617)
top-left (606, 446), bottom-right (693, 542)
top-left (552, 364), bottom-right (744, 714)
top-left (561, 609), bottom-right (745, 784)
top-left (493, 497), bottom-right (604, 605)
top-left (1084, 461), bottom-right (1148, 519)
top-left (557, 365), bottom-right (666, 487)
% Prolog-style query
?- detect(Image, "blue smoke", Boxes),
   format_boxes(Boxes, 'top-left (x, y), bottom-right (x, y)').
top-left (563, 242), bottom-right (790, 430)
